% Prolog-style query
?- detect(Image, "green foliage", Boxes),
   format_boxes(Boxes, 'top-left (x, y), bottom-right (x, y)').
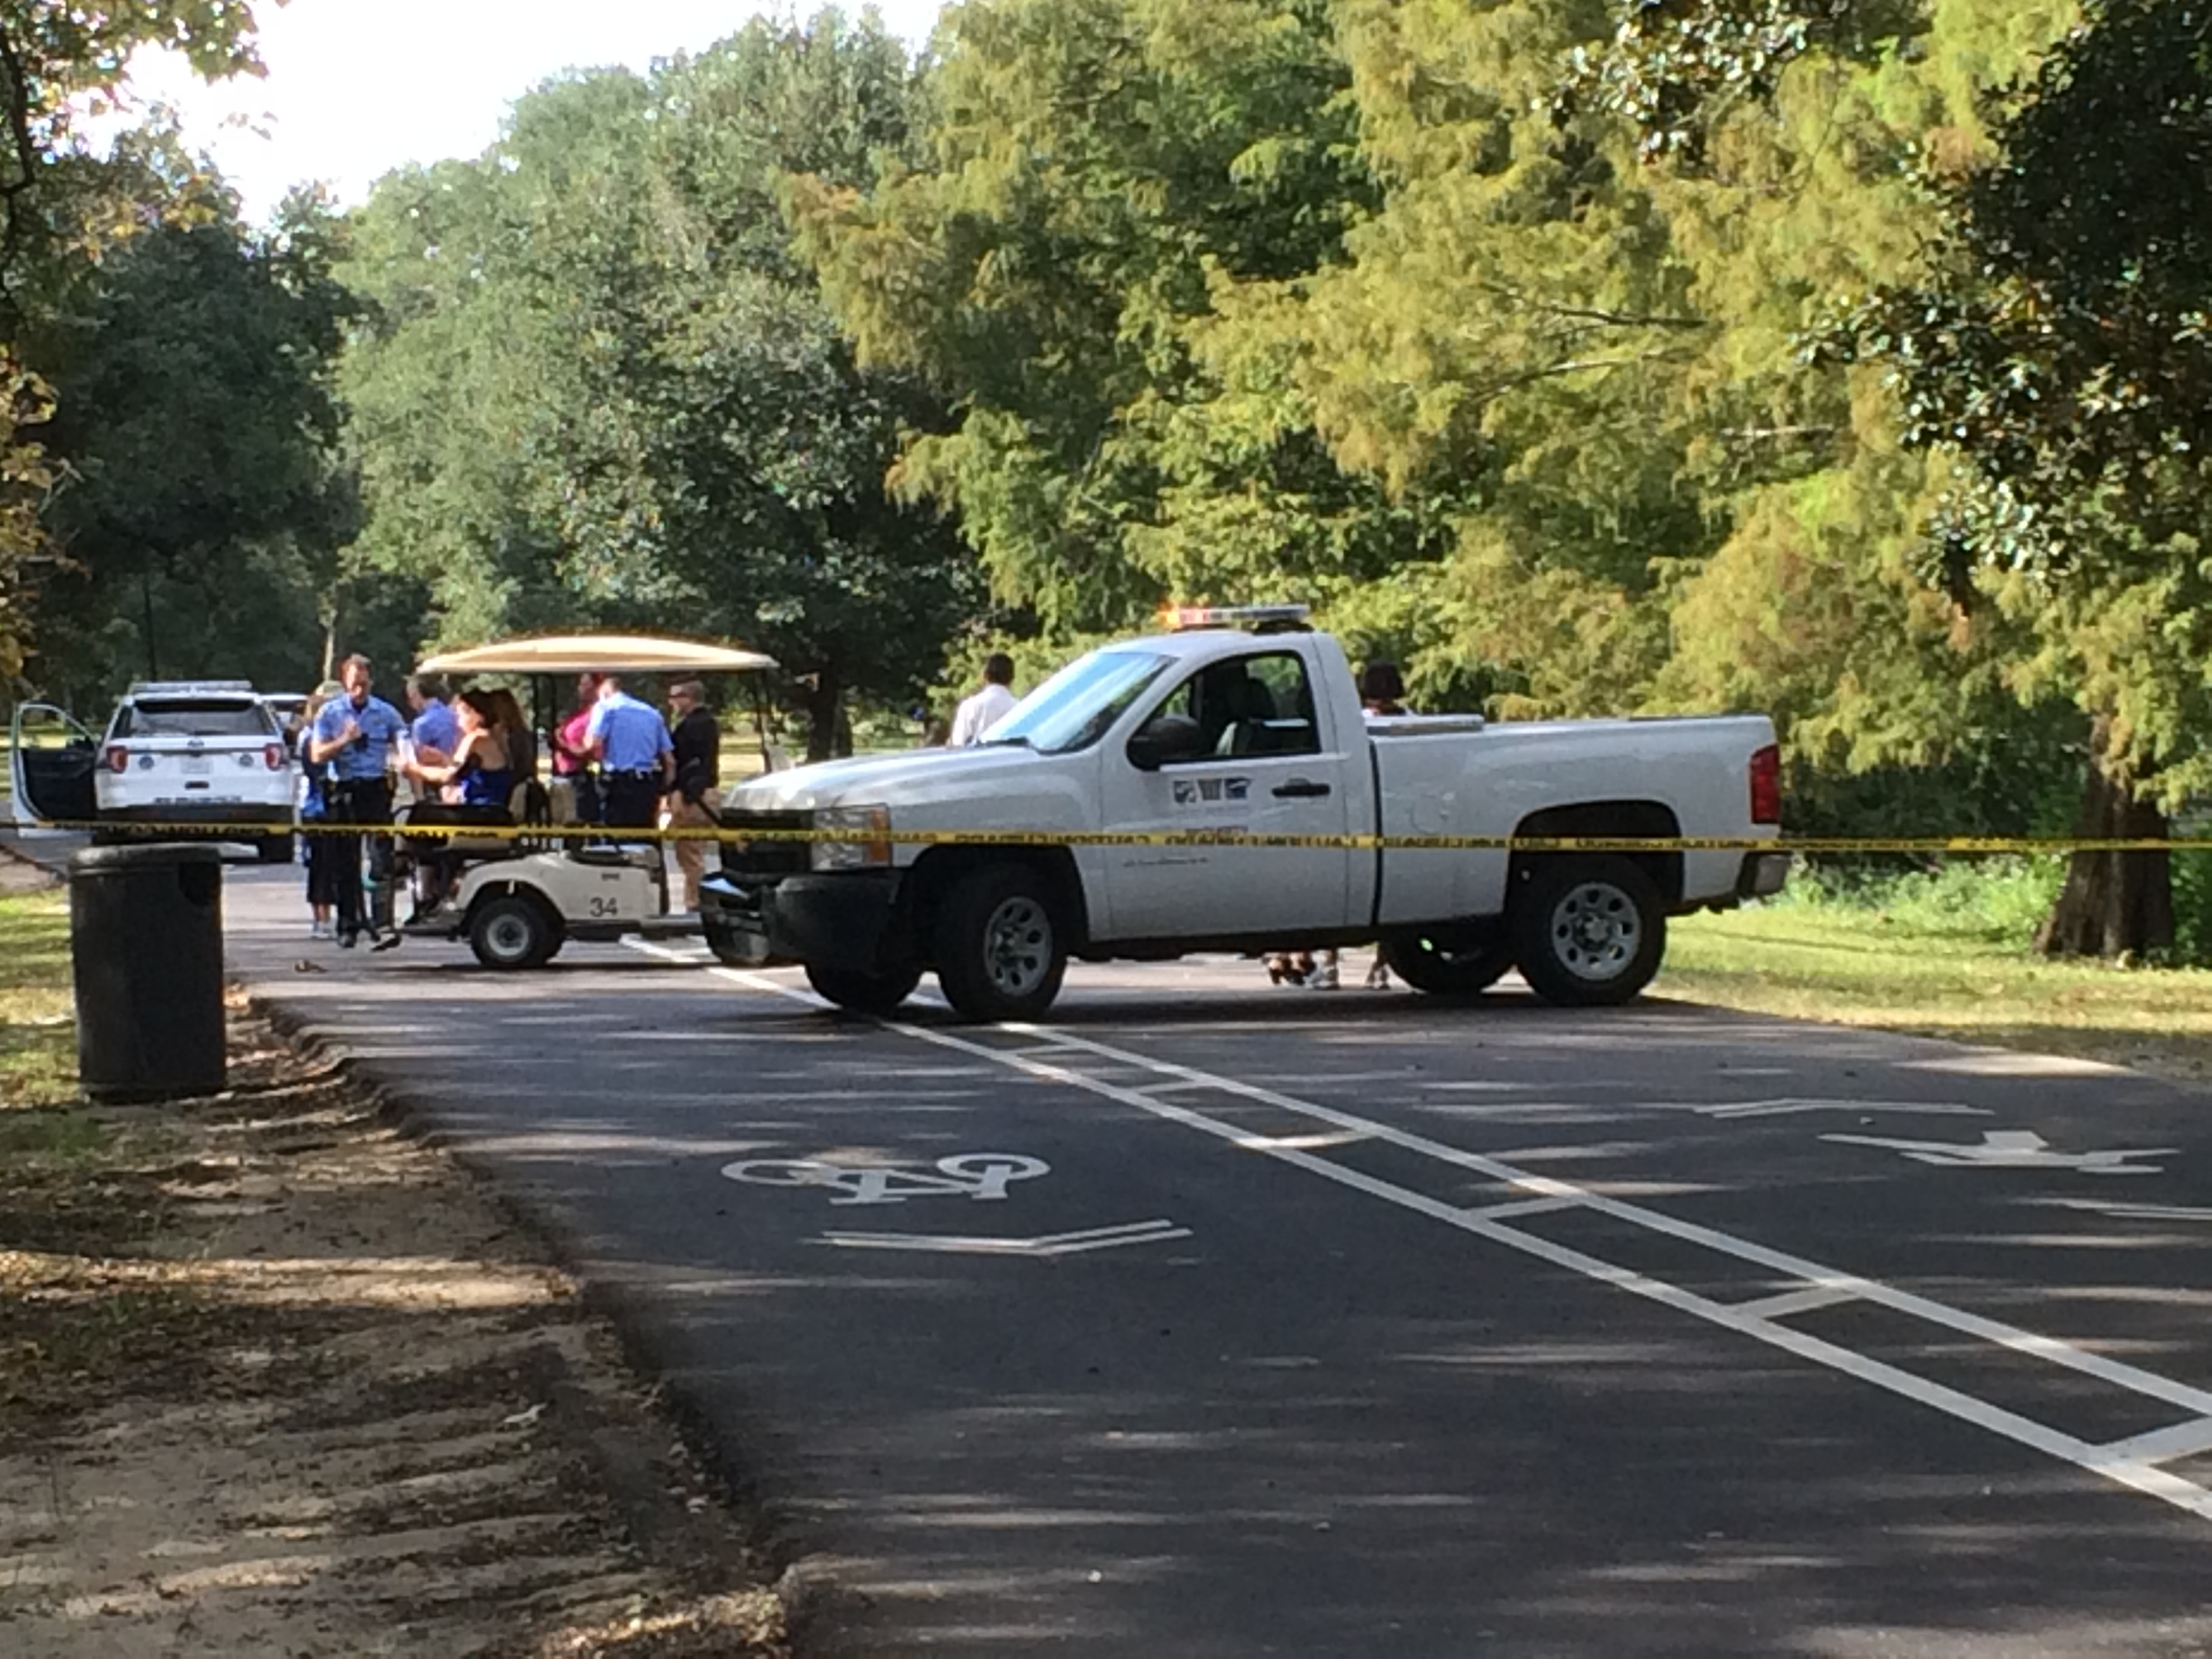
top-left (1564, 0), bottom-right (1925, 165)
top-left (792, 0), bottom-right (1386, 632)
top-left (0, 2), bottom-right (274, 686)
top-left (1776, 854), bottom-right (2066, 948)
top-left (2172, 848), bottom-right (2212, 965)
top-left (1826, 0), bottom-right (2212, 813)
top-left (344, 12), bottom-right (982, 752)
top-left (802, 0), bottom-right (2081, 769)
top-left (1771, 848), bottom-right (2212, 968)
top-left (24, 190), bottom-right (359, 697)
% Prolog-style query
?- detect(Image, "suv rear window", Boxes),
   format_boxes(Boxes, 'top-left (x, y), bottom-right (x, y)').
top-left (115, 701), bottom-right (274, 739)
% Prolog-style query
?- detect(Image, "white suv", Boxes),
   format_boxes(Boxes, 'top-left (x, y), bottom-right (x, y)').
top-left (96, 681), bottom-right (296, 861)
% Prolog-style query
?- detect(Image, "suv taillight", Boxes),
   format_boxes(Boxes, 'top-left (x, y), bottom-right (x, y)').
top-left (102, 745), bottom-right (128, 773)
top-left (1749, 743), bottom-right (1782, 826)
top-left (263, 743), bottom-right (285, 771)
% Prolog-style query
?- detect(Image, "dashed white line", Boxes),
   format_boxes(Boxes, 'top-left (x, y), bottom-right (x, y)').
top-left (1728, 1283), bottom-right (1864, 1322)
top-left (1460, 1195), bottom-right (1582, 1223)
top-left (2091, 1416), bottom-right (2212, 1469)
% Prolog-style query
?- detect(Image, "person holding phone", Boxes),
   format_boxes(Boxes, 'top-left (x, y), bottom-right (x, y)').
top-left (308, 653), bottom-right (407, 947)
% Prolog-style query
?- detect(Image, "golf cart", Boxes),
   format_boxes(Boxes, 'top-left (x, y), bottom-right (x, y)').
top-left (390, 634), bottom-right (778, 969)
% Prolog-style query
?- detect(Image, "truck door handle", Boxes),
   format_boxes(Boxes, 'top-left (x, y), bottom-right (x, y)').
top-left (1273, 778), bottom-right (1331, 799)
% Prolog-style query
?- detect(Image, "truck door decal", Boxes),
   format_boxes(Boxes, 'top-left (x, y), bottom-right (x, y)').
top-left (1170, 776), bottom-right (1250, 806)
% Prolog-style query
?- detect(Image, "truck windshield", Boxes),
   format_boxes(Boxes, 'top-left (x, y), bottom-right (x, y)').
top-left (985, 650), bottom-right (1172, 756)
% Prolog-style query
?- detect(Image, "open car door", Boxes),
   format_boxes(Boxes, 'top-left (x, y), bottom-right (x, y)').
top-left (9, 702), bottom-right (99, 833)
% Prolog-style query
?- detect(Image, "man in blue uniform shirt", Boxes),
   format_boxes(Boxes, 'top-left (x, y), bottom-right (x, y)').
top-left (583, 674), bottom-right (674, 831)
top-left (309, 653), bottom-right (407, 947)
top-left (407, 674), bottom-right (459, 769)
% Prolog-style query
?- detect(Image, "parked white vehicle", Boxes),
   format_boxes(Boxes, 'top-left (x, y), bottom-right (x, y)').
top-left (96, 682), bottom-right (296, 861)
top-left (701, 607), bottom-right (1789, 1021)
top-left (8, 681), bottom-right (296, 860)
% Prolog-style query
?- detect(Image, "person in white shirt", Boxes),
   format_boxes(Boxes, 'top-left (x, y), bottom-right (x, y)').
top-left (949, 652), bottom-right (1019, 745)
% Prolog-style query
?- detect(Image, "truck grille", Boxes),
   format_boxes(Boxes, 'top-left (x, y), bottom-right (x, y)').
top-left (717, 808), bottom-right (809, 878)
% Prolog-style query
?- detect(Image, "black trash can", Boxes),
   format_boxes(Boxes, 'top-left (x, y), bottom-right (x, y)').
top-left (69, 843), bottom-right (226, 1102)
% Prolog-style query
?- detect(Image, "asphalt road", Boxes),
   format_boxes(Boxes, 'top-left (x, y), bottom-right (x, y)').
top-left (188, 862), bottom-right (2212, 1656)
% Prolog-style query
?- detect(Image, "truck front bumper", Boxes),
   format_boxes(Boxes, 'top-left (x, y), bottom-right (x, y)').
top-left (701, 871), bottom-right (905, 971)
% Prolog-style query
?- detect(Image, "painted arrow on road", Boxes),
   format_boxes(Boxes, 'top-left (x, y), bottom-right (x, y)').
top-left (1820, 1128), bottom-right (2177, 1174)
top-left (820, 1218), bottom-right (1191, 1256)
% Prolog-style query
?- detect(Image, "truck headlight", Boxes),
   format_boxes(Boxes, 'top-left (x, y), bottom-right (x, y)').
top-left (811, 804), bottom-right (893, 871)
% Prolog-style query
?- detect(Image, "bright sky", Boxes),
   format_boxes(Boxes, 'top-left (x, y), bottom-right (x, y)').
top-left (109, 0), bottom-right (946, 224)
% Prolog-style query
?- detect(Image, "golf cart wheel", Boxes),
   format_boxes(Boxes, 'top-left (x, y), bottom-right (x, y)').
top-left (1509, 855), bottom-right (1665, 1006)
top-left (469, 893), bottom-right (562, 970)
top-left (1380, 929), bottom-right (1515, 997)
top-left (933, 863), bottom-right (1067, 1022)
top-left (257, 833), bottom-right (295, 865)
top-left (805, 962), bottom-right (922, 1016)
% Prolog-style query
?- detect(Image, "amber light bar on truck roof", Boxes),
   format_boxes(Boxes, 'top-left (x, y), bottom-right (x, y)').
top-left (1161, 603), bottom-right (1312, 632)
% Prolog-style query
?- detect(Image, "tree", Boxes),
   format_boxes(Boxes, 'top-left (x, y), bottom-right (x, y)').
top-left (0, 1), bottom-right (275, 687)
top-left (790, 0), bottom-right (1393, 636)
top-left (26, 183), bottom-right (360, 697)
top-left (343, 12), bottom-right (982, 756)
top-left (1831, 0), bottom-right (2212, 956)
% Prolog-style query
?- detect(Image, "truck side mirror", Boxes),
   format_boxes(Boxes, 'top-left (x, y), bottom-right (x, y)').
top-left (1127, 713), bottom-right (1206, 771)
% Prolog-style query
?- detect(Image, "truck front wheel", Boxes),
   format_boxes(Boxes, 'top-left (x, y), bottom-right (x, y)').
top-left (806, 962), bottom-right (922, 1017)
top-left (933, 865), bottom-right (1067, 1022)
top-left (1510, 856), bottom-right (1664, 1006)
top-left (1380, 930), bottom-right (1515, 997)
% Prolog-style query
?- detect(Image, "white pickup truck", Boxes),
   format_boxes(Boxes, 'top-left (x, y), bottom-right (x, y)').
top-left (701, 609), bottom-right (1788, 1021)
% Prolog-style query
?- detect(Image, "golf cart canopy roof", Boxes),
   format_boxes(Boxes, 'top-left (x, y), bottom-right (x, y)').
top-left (415, 634), bottom-right (778, 676)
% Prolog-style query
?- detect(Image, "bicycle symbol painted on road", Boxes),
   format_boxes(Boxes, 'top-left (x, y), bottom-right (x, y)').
top-left (719, 1153), bottom-right (1050, 1206)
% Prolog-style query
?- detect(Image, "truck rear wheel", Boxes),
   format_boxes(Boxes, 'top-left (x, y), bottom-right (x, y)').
top-left (1380, 930), bottom-right (1515, 997)
top-left (1510, 856), bottom-right (1664, 1006)
top-left (933, 864), bottom-right (1067, 1023)
top-left (806, 963), bottom-right (922, 1017)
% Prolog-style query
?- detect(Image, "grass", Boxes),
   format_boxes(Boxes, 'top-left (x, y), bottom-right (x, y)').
top-left (1663, 858), bottom-right (2212, 1086)
top-left (0, 888), bottom-right (83, 1128)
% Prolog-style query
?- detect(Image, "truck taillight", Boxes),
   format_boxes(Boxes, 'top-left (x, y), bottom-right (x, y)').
top-left (263, 743), bottom-right (285, 771)
top-left (1749, 743), bottom-right (1782, 826)
top-left (102, 745), bottom-right (128, 773)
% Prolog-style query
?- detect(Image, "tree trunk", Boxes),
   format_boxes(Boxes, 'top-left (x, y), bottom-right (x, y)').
top-left (2035, 714), bottom-right (2174, 959)
top-left (140, 574), bottom-right (159, 680)
top-left (802, 663), bottom-right (844, 764)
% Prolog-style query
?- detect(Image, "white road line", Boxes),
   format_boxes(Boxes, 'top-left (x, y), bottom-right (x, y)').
top-left (2091, 1417), bottom-right (2212, 1469)
top-left (627, 938), bottom-right (713, 966)
top-left (1694, 1098), bottom-right (1991, 1120)
top-left (994, 1023), bottom-right (2212, 1424)
top-left (822, 1219), bottom-right (1192, 1256)
top-left (2055, 1200), bottom-right (2212, 1224)
top-left (1729, 1284), bottom-right (1864, 1322)
top-left (1460, 1195), bottom-right (1582, 1223)
top-left (1233, 1130), bottom-right (1376, 1153)
top-left (701, 966), bottom-right (2212, 1526)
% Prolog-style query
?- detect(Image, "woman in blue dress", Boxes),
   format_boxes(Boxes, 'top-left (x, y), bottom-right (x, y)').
top-left (396, 689), bottom-right (514, 922)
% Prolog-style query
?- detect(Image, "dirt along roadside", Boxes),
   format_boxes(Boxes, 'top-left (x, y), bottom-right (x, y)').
top-left (0, 855), bottom-right (792, 1657)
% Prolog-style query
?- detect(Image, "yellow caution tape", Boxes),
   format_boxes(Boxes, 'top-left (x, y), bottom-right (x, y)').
top-left (9, 816), bottom-right (2212, 855)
